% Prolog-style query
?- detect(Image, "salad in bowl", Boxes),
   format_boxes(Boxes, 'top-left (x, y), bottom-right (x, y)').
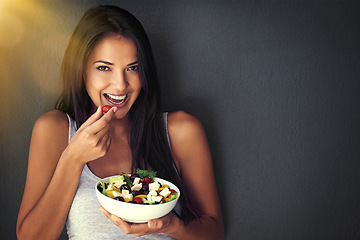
top-left (95, 169), bottom-right (180, 223)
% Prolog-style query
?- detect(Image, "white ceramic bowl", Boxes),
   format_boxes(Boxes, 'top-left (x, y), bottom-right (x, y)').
top-left (95, 175), bottom-right (180, 223)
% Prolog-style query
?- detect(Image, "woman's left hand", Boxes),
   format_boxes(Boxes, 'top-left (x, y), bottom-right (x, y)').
top-left (99, 206), bottom-right (176, 237)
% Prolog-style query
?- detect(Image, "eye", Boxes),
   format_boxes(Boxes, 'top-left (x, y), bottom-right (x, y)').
top-left (127, 65), bottom-right (139, 72)
top-left (97, 66), bottom-right (110, 71)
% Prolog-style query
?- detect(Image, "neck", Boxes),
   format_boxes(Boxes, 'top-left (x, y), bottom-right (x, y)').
top-left (109, 115), bottom-right (131, 141)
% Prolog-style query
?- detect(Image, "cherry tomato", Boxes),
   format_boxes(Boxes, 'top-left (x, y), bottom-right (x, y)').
top-left (102, 105), bottom-right (111, 113)
top-left (133, 197), bottom-right (143, 204)
top-left (170, 189), bottom-right (176, 194)
top-left (142, 177), bottom-right (152, 185)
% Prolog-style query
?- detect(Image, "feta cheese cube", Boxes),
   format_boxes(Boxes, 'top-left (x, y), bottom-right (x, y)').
top-left (147, 189), bottom-right (160, 202)
top-left (125, 193), bottom-right (133, 201)
top-left (122, 189), bottom-right (129, 196)
top-left (150, 195), bottom-right (163, 202)
top-left (122, 191), bottom-right (133, 201)
top-left (112, 191), bottom-right (122, 198)
top-left (149, 181), bottom-right (160, 191)
top-left (113, 180), bottom-right (125, 188)
top-left (159, 187), bottom-right (171, 198)
top-left (106, 183), bottom-right (115, 191)
top-left (133, 177), bottom-right (141, 185)
top-left (148, 190), bottom-right (157, 196)
top-left (131, 183), bottom-right (142, 191)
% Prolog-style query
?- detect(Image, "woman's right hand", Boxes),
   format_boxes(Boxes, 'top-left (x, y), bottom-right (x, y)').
top-left (63, 106), bottom-right (117, 164)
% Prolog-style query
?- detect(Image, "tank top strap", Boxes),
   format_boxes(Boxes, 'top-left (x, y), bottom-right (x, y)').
top-left (163, 112), bottom-right (170, 144)
top-left (66, 113), bottom-right (77, 143)
top-left (163, 112), bottom-right (180, 177)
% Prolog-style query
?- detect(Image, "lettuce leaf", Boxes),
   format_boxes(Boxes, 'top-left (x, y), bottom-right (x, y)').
top-left (120, 173), bottom-right (133, 186)
top-left (142, 198), bottom-right (156, 205)
top-left (136, 168), bottom-right (157, 180)
top-left (100, 180), bottom-right (107, 195)
top-left (169, 192), bottom-right (178, 201)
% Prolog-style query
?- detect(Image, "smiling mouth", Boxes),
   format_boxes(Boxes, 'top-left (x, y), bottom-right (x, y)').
top-left (104, 93), bottom-right (128, 105)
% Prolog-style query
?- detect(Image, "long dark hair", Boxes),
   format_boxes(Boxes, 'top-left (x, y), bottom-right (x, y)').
top-left (56, 5), bottom-right (198, 222)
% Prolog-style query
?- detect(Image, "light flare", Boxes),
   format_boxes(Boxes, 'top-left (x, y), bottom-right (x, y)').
top-left (0, 0), bottom-right (80, 130)
top-left (0, 12), bottom-right (24, 48)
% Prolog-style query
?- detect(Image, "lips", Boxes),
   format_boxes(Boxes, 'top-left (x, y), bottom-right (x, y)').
top-left (104, 93), bottom-right (128, 105)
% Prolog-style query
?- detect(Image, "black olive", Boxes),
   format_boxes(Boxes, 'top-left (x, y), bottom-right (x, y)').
top-left (114, 196), bottom-right (124, 202)
top-left (97, 184), bottom-right (103, 192)
top-left (120, 184), bottom-right (131, 192)
top-left (132, 190), bottom-right (142, 196)
top-left (98, 183), bottom-right (108, 192)
top-left (141, 184), bottom-right (149, 195)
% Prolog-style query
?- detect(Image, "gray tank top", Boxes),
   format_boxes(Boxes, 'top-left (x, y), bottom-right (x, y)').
top-left (65, 113), bottom-right (176, 240)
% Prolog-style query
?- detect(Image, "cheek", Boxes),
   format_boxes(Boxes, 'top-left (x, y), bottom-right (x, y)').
top-left (84, 77), bottom-right (107, 101)
top-left (88, 80), bottom-right (106, 91)
top-left (133, 77), bottom-right (142, 92)
top-left (85, 73), bottom-right (107, 90)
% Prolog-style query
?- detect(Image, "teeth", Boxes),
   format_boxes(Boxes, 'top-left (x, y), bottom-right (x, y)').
top-left (105, 93), bottom-right (127, 105)
top-left (107, 94), bottom-right (126, 100)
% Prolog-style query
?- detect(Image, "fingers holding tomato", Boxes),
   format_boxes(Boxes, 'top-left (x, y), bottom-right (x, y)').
top-left (102, 105), bottom-right (112, 113)
top-left (64, 106), bottom-right (117, 164)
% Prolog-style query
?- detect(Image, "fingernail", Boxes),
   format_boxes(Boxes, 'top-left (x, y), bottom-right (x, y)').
top-left (148, 221), bottom-right (156, 228)
top-left (112, 107), bottom-right (117, 113)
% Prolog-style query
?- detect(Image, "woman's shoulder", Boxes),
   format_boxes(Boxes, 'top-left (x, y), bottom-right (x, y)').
top-left (166, 111), bottom-right (212, 177)
top-left (167, 110), bottom-right (205, 143)
top-left (167, 110), bottom-right (201, 127)
top-left (32, 110), bottom-right (69, 140)
top-left (34, 110), bottom-right (68, 128)
top-left (29, 110), bottom-right (69, 167)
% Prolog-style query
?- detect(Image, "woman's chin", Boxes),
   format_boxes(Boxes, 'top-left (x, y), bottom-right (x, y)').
top-left (113, 110), bottom-right (130, 120)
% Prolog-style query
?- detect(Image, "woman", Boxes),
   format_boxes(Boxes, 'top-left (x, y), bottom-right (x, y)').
top-left (16, 5), bottom-right (224, 239)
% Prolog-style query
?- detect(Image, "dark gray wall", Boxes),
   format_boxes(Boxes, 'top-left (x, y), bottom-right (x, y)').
top-left (1, 1), bottom-right (360, 239)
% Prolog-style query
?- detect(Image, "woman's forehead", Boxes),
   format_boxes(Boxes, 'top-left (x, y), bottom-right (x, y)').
top-left (87, 35), bottom-right (138, 64)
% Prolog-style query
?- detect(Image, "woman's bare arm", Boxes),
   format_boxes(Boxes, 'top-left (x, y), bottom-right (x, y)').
top-left (16, 110), bottom-right (80, 239)
top-left (165, 111), bottom-right (224, 240)
top-left (16, 107), bottom-right (116, 240)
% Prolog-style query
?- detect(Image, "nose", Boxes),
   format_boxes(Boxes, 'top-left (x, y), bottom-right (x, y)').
top-left (112, 70), bottom-right (128, 90)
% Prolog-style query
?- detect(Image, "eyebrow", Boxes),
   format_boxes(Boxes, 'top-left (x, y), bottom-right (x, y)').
top-left (93, 60), bottom-right (138, 66)
top-left (127, 61), bottom-right (138, 66)
top-left (93, 60), bottom-right (114, 65)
